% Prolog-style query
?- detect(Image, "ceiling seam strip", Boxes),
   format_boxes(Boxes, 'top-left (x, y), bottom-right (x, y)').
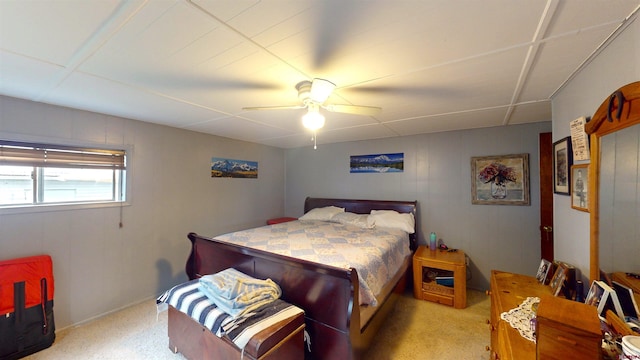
top-left (383, 99), bottom-right (550, 125)
top-left (502, 0), bottom-right (560, 126)
top-left (184, 0), bottom-right (309, 80)
top-left (340, 16), bottom-right (619, 92)
top-left (33, 0), bottom-right (149, 102)
top-left (550, 4), bottom-right (640, 99)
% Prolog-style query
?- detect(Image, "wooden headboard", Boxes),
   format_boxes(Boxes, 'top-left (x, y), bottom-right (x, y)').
top-left (303, 197), bottom-right (418, 250)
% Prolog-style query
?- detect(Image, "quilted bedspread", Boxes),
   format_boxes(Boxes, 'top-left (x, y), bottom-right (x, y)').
top-left (213, 220), bottom-right (411, 306)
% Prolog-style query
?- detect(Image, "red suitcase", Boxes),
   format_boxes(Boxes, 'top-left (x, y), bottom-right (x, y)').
top-left (0, 255), bottom-right (55, 360)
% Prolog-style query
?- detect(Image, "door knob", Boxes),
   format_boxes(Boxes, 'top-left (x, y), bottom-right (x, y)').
top-left (542, 226), bottom-right (553, 232)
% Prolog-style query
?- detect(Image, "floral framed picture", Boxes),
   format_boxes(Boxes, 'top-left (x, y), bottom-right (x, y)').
top-left (571, 164), bottom-right (589, 212)
top-left (553, 136), bottom-right (572, 195)
top-left (471, 153), bottom-right (530, 205)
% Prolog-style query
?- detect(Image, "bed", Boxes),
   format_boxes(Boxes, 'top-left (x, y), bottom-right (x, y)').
top-left (185, 197), bottom-right (418, 359)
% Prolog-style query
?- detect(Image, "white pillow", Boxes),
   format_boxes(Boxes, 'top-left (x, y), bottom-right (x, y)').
top-left (331, 212), bottom-right (374, 229)
top-left (369, 210), bottom-right (415, 234)
top-left (298, 206), bottom-right (345, 221)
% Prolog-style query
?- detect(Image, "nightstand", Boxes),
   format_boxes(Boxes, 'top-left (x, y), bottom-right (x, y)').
top-left (412, 246), bottom-right (466, 308)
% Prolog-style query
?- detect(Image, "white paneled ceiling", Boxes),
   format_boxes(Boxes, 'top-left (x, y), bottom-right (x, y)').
top-left (1, 0), bottom-right (638, 148)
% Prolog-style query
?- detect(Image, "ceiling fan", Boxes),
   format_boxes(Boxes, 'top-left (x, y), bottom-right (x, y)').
top-left (242, 78), bottom-right (382, 131)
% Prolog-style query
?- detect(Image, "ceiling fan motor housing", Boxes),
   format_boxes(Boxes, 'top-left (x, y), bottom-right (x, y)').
top-left (296, 80), bottom-right (313, 103)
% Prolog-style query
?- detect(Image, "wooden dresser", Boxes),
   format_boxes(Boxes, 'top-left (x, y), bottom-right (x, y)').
top-left (489, 270), bottom-right (550, 359)
top-left (488, 270), bottom-right (603, 360)
top-left (536, 294), bottom-right (602, 359)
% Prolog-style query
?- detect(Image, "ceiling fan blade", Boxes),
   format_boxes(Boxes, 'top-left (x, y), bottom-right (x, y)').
top-left (324, 104), bottom-right (381, 116)
top-left (242, 105), bottom-right (306, 111)
top-left (310, 78), bottom-right (336, 103)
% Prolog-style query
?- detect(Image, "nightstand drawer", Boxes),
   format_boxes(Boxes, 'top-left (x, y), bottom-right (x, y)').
top-left (420, 291), bottom-right (454, 306)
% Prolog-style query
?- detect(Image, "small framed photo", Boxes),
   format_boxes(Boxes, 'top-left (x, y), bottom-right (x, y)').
top-left (536, 259), bottom-right (552, 284)
top-left (571, 164), bottom-right (588, 212)
top-left (549, 265), bottom-right (567, 296)
top-left (612, 281), bottom-right (639, 319)
top-left (553, 137), bottom-right (572, 195)
top-left (585, 280), bottom-right (624, 320)
top-left (549, 261), bottom-right (576, 298)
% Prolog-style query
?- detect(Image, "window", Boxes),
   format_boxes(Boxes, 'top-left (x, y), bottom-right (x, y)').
top-left (0, 140), bottom-right (126, 208)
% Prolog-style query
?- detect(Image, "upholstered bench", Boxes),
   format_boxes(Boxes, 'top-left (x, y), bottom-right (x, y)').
top-left (158, 278), bottom-right (305, 360)
top-left (168, 304), bottom-right (304, 360)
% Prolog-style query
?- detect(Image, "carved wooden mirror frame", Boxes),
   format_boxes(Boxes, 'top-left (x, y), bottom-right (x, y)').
top-left (585, 81), bottom-right (640, 283)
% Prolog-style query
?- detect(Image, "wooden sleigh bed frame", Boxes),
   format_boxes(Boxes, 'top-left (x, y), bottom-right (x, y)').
top-left (185, 197), bottom-right (418, 360)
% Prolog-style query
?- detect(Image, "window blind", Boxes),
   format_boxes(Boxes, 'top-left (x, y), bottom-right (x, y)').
top-left (0, 140), bottom-right (126, 169)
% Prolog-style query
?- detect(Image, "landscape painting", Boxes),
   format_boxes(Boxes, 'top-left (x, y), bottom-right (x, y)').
top-left (211, 157), bottom-right (258, 178)
top-left (350, 153), bottom-right (404, 173)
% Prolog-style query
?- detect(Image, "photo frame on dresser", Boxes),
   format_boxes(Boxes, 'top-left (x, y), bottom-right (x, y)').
top-left (553, 137), bottom-right (572, 195)
top-left (549, 261), bottom-right (576, 298)
top-left (549, 265), bottom-right (567, 296)
top-left (536, 259), bottom-right (552, 284)
top-left (612, 281), bottom-right (639, 320)
top-left (586, 280), bottom-right (624, 321)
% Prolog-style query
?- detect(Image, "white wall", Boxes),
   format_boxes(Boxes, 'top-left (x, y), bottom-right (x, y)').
top-left (552, 17), bottom-right (639, 282)
top-left (285, 122), bottom-right (552, 290)
top-left (4, 17), bottom-right (634, 327)
top-left (0, 96), bottom-right (285, 329)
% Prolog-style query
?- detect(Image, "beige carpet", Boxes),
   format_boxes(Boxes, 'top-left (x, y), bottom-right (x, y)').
top-left (26, 288), bottom-right (491, 360)
top-left (364, 289), bottom-right (491, 360)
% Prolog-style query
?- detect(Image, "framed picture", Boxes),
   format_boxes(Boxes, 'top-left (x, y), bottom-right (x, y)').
top-left (585, 280), bottom-right (624, 320)
top-left (553, 136), bottom-right (572, 195)
top-left (612, 281), bottom-right (639, 319)
top-left (471, 153), bottom-right (530, 205)
top-left (571, 164), bottom-right (588, 212)
top-left (549, 261), bottom-right (576, 298)
top-left (211, 157), bottom-right (258, 178)
top-left (350, 152), bottom-right (404, 173)
top-left (549, 265), bottom-right (567, 296)
top-left (536, 259), bottom-right (552, 284)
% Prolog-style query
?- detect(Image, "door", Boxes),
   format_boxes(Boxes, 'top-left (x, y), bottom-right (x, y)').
top-left (539, 132), bottom-right (554, 261)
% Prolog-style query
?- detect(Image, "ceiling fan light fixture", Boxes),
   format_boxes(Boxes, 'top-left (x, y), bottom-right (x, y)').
top-left (302, 105), bottom-right (325, 130)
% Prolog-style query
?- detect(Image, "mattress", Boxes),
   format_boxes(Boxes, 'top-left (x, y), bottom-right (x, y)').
top-left (213, 219), bottom-right (411, 306)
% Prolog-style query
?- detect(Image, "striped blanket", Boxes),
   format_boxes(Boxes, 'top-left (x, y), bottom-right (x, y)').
top-left (156, 279), bottom-right (303, 349)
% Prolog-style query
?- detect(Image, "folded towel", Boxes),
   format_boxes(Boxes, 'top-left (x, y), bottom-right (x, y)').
top-left (199, 268), bottom-right (282, 319)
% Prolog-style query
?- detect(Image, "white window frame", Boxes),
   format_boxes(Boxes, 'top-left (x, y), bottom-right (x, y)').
top-left (0, 140), bottom-right (129, 214)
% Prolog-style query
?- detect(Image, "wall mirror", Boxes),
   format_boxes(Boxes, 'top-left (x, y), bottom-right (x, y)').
top-left (585, 81), bottom-right (640, 283)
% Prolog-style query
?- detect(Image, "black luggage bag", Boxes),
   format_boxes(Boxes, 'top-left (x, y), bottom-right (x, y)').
top-left (0, 255), bottom-right (55, 360)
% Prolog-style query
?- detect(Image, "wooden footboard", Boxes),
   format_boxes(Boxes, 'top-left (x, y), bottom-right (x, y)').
top-left (186, 232), bottom-right (359, 359)
top-left (185, 197), bottom-right (417, 359)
